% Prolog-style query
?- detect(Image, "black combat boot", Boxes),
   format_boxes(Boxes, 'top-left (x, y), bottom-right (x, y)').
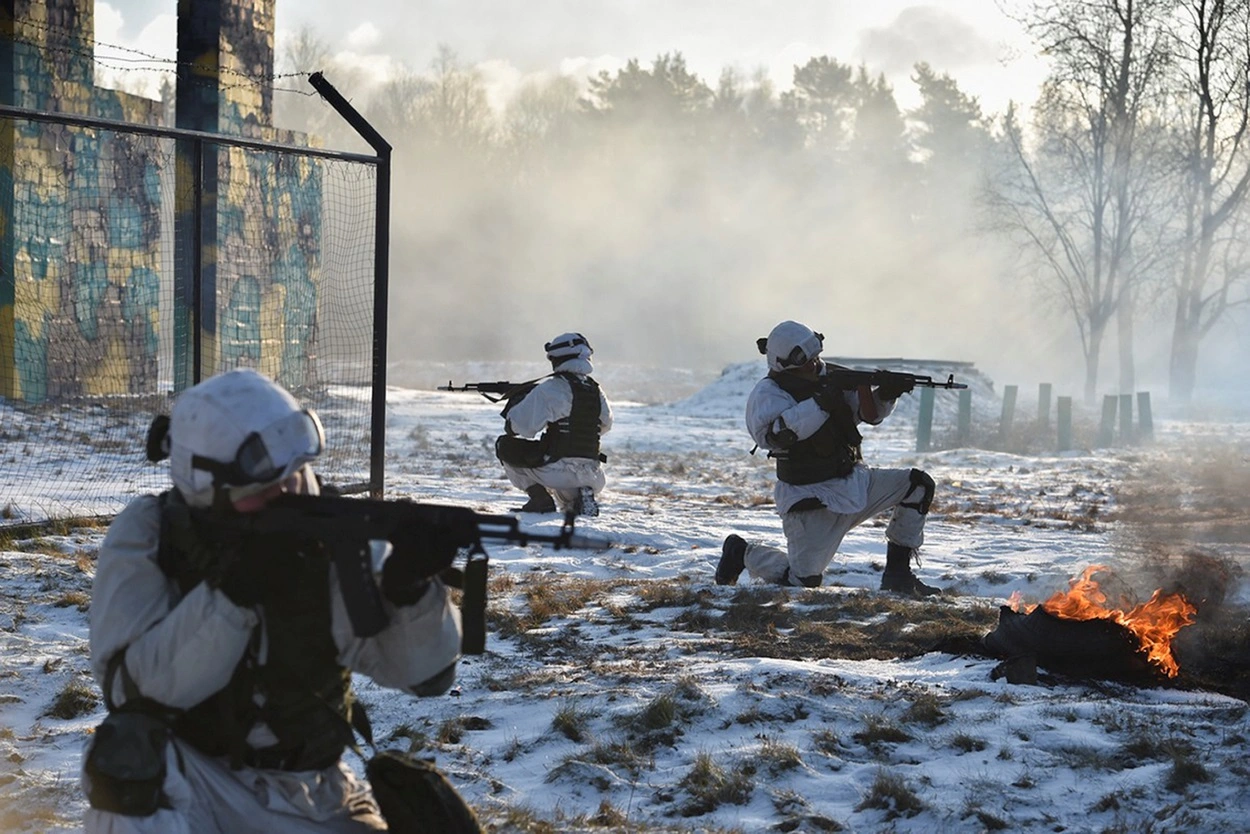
top-left (880, 542), bottom-right (941, 596)
top-left (716, 535), bottom-right (747, 585)
top-left (518, 485), bottom-right (557, 513)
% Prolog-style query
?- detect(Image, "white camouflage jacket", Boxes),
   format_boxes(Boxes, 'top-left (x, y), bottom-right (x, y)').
top-left (503, 356), bottom-right (613, 441)
top-left (745, 363), bottom-right (896, 515)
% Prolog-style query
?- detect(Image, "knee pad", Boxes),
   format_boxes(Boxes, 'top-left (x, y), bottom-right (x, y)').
top-left (797, 574), bottom-right (822, 588)
top-left (900, 468), bottom-right (935, 515)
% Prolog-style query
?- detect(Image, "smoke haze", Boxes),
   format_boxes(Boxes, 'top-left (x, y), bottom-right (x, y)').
top-left (96, 0), bottom-right (1250, 407)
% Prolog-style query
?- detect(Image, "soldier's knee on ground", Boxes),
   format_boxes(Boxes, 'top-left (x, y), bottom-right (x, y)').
top-left (901, 468), bottom-right (935, 515)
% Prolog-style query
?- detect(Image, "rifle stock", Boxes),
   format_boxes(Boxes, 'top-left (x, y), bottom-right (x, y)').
top-left (212, 492), bottom-right (611, 653)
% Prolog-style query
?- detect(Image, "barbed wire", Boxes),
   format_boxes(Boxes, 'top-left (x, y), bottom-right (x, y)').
top-left (7, 16), bottom-right (321, 97)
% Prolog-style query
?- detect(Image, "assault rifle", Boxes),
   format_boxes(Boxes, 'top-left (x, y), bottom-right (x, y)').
top-left (438, 379), bottom-right (543, 403)
top-left (204, 492), bottom-right (611, 653)
top-left (821, 367), bottom-right (968, 392)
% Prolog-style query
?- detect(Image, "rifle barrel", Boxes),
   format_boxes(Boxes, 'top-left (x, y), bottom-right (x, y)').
top-left (825, 369), bottom-right (968, 391)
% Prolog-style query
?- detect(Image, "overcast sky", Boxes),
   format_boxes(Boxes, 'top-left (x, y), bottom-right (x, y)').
top-left (95, 0), bottom-right (1049, 116)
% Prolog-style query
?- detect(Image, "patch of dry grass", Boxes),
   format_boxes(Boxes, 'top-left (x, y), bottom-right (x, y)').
top-left (45, 678), bottom-right (98, 720)
top-left (756, 735), bottom-right (803, 774)
top-left (676, 751), bottom-right (753, 817)
top-left (701, 587), bottom-right (997, 663)
top-left (852, 715), bottom-right (912, 751)
top-left (551, 700), bottom-right (593, 743)
top-left (53, 590), bottom-right (90, 611)
top-left (856, 768), bottom-right (925, 819)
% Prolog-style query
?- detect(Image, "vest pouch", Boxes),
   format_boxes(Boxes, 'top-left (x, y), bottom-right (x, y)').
top-left (85, 710), bottom-right (171, 816)
top-left (365, 750), bottom-right (483, 834)
top-left (495, 434), bottom-right (548, 468)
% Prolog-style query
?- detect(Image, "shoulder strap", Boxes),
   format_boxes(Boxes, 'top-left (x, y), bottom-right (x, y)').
top-left (155, 489), bottom-right (187, 582)
top-left (102, 650), bottom-right (141, 712)
top-left (498, 374), bottom-right (554, 418)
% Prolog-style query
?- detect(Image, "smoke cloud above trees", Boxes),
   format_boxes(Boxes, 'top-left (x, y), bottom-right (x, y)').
top-left (256, 3), bottom-right (1250, 407)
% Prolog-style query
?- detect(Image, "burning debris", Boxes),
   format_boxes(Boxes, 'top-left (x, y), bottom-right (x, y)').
top-left (983, 565), bottom-right (1198, 682)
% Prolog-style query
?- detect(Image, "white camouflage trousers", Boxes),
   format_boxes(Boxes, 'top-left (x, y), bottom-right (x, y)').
top-left (743, 467), bottom-right (928, 586)
top-left (83, 736), bottom-right (385, 834)
top-left (502, 457), bottom-right (606, 511)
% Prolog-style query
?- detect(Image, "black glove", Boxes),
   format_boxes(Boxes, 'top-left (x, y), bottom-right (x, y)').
top-left (875, 374), bottom-right (915, 401)
top-left (813, 382), bottom-right (844, 414)
top-left (382, 514), bottom-right (468, 606)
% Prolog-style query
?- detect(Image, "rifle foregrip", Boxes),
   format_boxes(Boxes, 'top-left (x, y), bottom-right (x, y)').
top-left (460, 555), bottom-right (488, 655)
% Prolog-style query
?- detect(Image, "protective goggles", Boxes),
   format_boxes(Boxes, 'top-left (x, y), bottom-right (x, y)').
top-left (544, 334), bottom-right (592, 355)
top-left (192, 408), bottom-right (325, 488)
top-left (778, 332), bottom-right (824, 368)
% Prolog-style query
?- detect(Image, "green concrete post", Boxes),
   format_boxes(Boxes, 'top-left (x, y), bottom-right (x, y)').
top-left (916, 386), bottom-right (935, 452)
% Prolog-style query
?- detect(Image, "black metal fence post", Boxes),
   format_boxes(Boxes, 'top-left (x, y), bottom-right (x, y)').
top-left (308, 72), bottom-right (393, 499)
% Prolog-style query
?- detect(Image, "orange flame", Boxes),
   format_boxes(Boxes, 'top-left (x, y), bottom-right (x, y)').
top-left (1009, 565), bottom-right (1197, 677)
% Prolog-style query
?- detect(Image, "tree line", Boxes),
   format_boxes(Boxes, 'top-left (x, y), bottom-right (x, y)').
top-left (278, 0), bottom-right (1250, 404)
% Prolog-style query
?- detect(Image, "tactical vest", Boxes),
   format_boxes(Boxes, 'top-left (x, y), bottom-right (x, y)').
top-left (156, 491), bottom-right (356, 771)
top-left (541, 374), bottom-right (602, 462)
top-left (767, 371), bottom-right (863, 485)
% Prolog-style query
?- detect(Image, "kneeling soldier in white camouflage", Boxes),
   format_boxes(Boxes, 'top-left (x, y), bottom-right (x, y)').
top-left (82, 369), bottom-right (473, 833)
top-left (717, 321), bottom-right (941, 596)
top-left (494, 332), bottom-right (613, 517)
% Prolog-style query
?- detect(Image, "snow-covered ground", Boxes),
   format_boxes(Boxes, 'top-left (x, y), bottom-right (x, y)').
top-left (1, 361), bottom-right (1248, 833)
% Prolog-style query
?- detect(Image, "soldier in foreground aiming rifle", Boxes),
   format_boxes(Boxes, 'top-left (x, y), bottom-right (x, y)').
top-left (439, 332), bottom-right (613, 517)
top-left (717, 321), bottom-right (966, 597)
top-left (84, 368), bottom-right (548, 833)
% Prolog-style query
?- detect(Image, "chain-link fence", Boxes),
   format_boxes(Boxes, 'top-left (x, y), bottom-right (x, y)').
top-left (0, 104), bottom-right (385, 524)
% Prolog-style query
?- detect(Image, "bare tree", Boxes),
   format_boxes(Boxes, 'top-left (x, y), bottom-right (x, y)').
top-left (502, 74), bottom-right (580, 174)
top-left (367, 70), bottom-right (434, 138)
top-left (1163, 0), bottom-right (1250, 402)
top-left (989, 0), bottom-right (1172, 402)
top-left (412, 44), bottom-right (495, 150)
top-left (272, 25), bottom-right (360, 146)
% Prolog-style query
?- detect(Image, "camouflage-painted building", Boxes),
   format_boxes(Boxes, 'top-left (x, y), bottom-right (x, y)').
top-left (173, 0), bottom-right (321, 392)
top-left (0, 0), bottom-right (321, 403)
top-left (0, 0), bottom-right (162, 401)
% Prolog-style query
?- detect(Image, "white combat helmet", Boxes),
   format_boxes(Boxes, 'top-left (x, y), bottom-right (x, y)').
top-left (544, 332), bottom-right (593, 371)
top-left (167, 369), bottom-right (324, 507)
top-left (761, 320), bottom-right (824, 372)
